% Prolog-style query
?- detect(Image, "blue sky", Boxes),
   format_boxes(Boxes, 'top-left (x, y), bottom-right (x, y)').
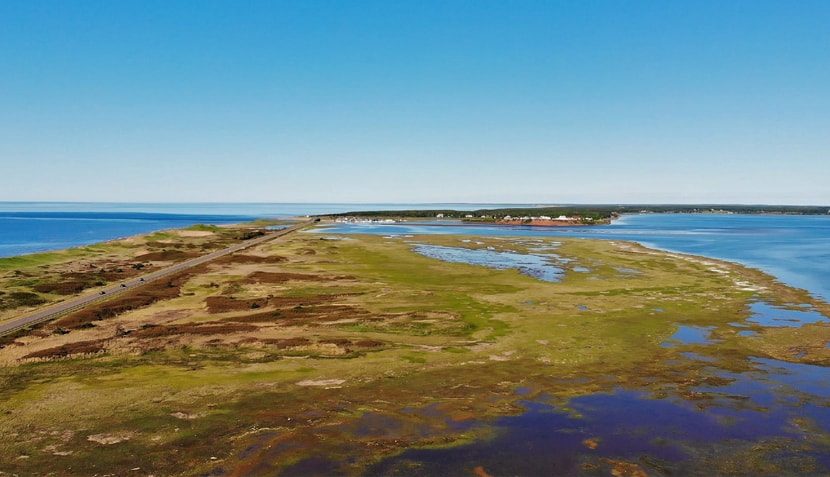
top-left (1, 1), bottom-right (828, 204)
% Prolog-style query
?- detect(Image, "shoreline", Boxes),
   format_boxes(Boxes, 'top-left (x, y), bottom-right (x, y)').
top-left (3, 215), bottom-right (829, 318)
top-left (4, 221), bottom-right (827, 331)
top-left (0, 216), bottom-right (302, 260)
top-left (2, 227), bottom-right (830, 475)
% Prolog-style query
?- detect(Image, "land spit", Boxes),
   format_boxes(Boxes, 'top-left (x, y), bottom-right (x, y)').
top-left (1, 222), bottom-right (829, 476)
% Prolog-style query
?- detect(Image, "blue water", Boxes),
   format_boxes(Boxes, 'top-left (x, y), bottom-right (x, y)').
top-left (748, 301), bottom-right (828, 328)
top-left (0, 211), bottom-right (258, 258)
top-left (0, 202), bottom-right (489, 258)
top-left (663, 325), bottom-right (717, 346)
top-left (411, 243), bottom-right (564, 282)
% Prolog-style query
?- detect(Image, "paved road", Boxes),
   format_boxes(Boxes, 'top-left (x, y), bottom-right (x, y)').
top-left (0, 220), bottom-right (314, 337)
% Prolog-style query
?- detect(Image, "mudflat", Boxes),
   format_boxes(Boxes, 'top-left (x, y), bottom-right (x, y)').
top-left (1, 223), bottom-right (829, 475)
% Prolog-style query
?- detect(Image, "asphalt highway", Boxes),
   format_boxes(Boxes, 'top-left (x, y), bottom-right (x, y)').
top-left (0, 220), bottom-right (314, 337)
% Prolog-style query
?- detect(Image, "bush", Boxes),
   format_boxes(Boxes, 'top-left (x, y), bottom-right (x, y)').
top-left (0, 292), bottom-right (47, 310)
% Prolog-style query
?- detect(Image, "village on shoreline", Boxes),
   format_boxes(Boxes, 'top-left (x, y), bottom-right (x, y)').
top-left (324, 203), bottom-right (830, 227)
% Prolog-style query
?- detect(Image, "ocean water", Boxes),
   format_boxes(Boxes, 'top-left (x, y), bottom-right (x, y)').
top-left (0, 202), bottom-right (489, 258)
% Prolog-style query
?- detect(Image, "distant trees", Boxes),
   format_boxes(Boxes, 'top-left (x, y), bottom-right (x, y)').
top-left (322, 204), bottom-right (829, 222)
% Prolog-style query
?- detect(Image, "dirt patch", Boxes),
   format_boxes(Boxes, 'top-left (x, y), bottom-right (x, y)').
top-left (242, 271), bottom-right (356, 284)
top-left (296, 379), bottom-right (345, 387)
top-left (242, 272), bottom-right (326, 284)
top-left (171, 411), bottom-right (203, 419)
top-left (205, 294), bottom-right (345, 314)
top-left (225, 304), bottom-right (368, 326)
top-left (176, 230), bottom-right (215, 237)
top-left (86, 432), bottom-right (134, 445)
top-left (150, 309), bottom-right (194, 322)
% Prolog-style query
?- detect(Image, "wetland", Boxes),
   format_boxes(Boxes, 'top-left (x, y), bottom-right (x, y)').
top-left (1, 220), bottom-right (829, 476)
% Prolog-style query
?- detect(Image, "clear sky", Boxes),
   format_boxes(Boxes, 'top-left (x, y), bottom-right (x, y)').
top-left (1, 1), bottom-right (828, 205)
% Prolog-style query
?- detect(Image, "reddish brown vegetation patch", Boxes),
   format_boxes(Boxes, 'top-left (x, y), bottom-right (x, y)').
top-left (214, 254), bottom-right (287, 265)
top-left (33, 279), bottom-right (97, 295)
top-left (130, 322), bottom-right (258, 338)
top-left (55, 270), bottom-right (197, 329)
top-left (354, 340), bottom-right (384, 348)
top-left (135, 250), bottom-right (200, 262)
top-left (22, 339), bottom-right (106, 360)
top-left (319, 338), bottom-right (352, 346)
top-left (32, 266), bottom-right (152, 295)
top-left (261, 337), bottom-right (311, 349)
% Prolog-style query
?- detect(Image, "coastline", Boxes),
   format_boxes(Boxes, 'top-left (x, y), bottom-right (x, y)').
top-left (5, 212), bottom-right (829, 305)
top-left (4, 218), bottom-right (828, 333)
top-left (2, 225), bottom-right (830, 475)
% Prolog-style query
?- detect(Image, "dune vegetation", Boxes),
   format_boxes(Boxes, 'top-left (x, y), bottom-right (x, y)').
top-left (1, 224), bottom-right (829, 476)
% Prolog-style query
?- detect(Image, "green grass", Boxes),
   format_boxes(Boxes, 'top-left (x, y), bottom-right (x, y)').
top-left (2, 231), bottom-right (829, 476)
top-left (184, 223), bottom-right (222, 232)
top-left (143, 231), bottom-right (178, 241)
top-left (0, 248), bottom-right (90, 270)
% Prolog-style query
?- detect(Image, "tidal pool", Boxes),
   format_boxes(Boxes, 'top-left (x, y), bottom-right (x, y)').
top-left (662, 325), bottom-right (717, 346)
top-left (411, 244), bottom-right (564, 282)
top-left (748, 301), bottom-right (829, 327)
top-left (365, 359), bottom-right (830, 476)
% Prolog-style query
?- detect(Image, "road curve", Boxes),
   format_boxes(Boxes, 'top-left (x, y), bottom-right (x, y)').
top-left (0, 220), bottom-right (314, 337)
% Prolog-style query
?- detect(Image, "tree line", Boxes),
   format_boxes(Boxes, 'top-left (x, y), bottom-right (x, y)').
top-left (320, 204), bottom-right (829, 221)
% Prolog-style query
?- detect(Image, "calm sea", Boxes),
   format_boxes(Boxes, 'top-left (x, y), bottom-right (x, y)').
top-left (0, 202), bottom-right (487, 259)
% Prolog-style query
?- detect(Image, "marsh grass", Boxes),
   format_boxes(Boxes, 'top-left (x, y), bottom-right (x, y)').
top-left (1, 230), bottom-right (828, 475)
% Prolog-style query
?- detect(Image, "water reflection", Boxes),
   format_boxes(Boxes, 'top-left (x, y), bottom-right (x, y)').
top-left (748, 301), bottom-right (828, 327)
top-left (412, 244), bottom-right (564, 282)
top-left (368, 364), bottom-right (830, 475)
top-left (663, 325), bottom-right (717, 346)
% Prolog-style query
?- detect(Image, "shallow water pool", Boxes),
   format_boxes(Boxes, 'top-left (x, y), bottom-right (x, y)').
top-left (412, 244), bottom-right (564, 282)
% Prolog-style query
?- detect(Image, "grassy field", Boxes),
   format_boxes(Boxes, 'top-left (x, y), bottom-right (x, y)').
top-left (1, 226), bottom-right (829, 475)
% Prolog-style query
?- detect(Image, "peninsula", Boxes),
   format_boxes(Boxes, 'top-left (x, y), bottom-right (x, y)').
top-left (1, 219), bottom-right (829, 476)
